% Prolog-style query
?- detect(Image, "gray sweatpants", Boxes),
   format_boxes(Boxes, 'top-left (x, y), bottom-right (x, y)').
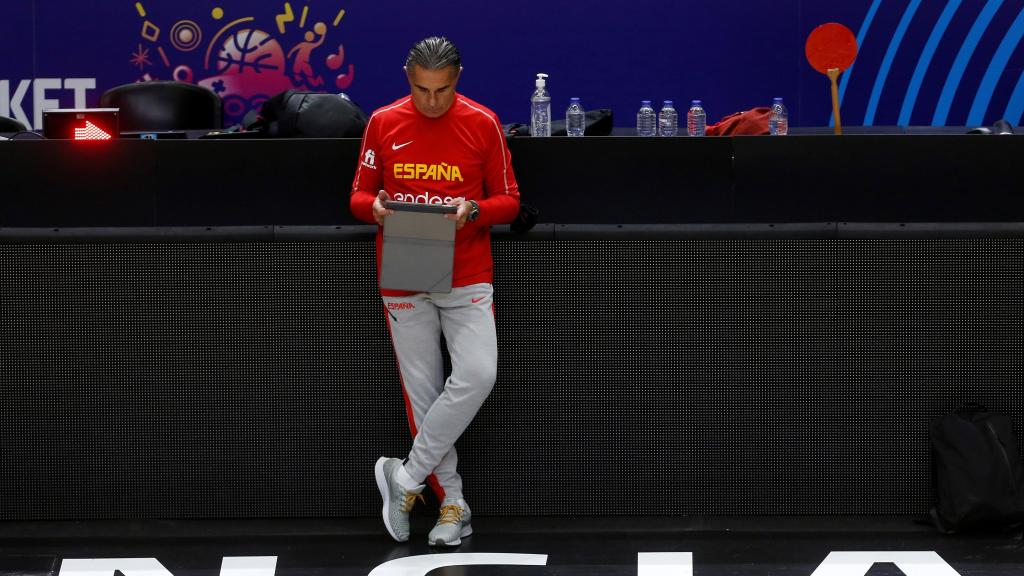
top-left (382, 282), bottom-right (497, 502)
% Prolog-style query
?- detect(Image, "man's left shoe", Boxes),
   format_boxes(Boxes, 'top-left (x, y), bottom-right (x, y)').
top-left (374, 457), bottom-right (425, 542)
top-left (428, 498), bottom-right (473, 547)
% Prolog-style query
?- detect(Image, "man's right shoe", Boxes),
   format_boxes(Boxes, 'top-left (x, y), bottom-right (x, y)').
top-left (428, 498), bottom-right (472, 547)
top-left (374, 457), bottom-right (425, 542)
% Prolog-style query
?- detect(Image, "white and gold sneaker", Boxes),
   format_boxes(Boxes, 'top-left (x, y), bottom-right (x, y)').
top-left (374, 457), bottom-right (425, 542)
top-left (428, 498), bottom-right (472, 547)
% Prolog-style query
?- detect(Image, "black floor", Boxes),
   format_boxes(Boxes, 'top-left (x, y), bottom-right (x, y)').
top-left (1, 517), bottom-right (1022, 576)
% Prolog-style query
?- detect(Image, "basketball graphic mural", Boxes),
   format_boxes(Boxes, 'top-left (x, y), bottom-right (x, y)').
top-left (1, 0), bottom-right (1010, 129)
top-left (129, 2), bottom-right (355, 124)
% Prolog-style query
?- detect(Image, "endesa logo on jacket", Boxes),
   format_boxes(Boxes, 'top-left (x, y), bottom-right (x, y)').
top-left (389, 191), bottom-right (458, 205)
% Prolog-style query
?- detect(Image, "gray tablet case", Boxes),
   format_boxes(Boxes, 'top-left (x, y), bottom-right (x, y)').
top-left (380, 202), bottom-right (457, 293)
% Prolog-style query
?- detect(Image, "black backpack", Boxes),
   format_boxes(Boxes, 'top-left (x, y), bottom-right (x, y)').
top-left (504, 108), bottom-right (613, 137)
top-left (250, 90), bottom-right (368, 138)
top-left (930, 404), bottom-right (1024, 533)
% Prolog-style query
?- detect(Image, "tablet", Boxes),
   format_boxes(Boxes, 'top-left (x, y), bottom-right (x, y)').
top-left (384, 200), bottom-right (458, 215)
top-left (380, 203), bottom-right (456, 293)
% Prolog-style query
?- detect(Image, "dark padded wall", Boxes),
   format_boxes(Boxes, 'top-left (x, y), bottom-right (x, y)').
top-left (1, 236), bottom-right (1023, 519)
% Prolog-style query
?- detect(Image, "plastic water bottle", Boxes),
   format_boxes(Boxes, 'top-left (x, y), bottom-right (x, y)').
top-left (531, 73), bottom-right (551, 137)
top-left (687, 100), bottom-right (706, 137)
top-left (769, 97), bottom-right (788, 136)
top-left (636, 100), bottom-right (657, 136)
top-left (566, 98), bottom-right (585, 137)
top-left (658, 100), bottom-right (678, 137)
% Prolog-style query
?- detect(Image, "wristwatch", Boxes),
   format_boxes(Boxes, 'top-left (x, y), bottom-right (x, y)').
top-left (466, 200), bottom-right (480, 222)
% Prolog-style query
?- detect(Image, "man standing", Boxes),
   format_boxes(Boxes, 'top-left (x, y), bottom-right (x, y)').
top-left (349, 37), bottom-right (520, 546)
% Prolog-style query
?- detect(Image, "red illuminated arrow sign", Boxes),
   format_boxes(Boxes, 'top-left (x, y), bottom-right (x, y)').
top-left (74, 120), bottom-right (112, 140)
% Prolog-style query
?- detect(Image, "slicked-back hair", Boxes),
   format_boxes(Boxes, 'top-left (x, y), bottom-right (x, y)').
top-left (405, 36), bottom-right (461, 72)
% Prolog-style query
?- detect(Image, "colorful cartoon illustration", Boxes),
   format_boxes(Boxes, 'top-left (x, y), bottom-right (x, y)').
top-left (129, 2), bottom-right (355, 124)
top-left (288, 21), bottom-right (327, 87)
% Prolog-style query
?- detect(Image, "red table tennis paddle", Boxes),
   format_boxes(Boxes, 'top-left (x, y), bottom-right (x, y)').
top-left (805, 23), bottom-right (858, 135)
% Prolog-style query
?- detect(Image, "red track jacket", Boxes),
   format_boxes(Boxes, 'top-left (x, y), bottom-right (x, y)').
top-left (350, 94), bottom-right (521, 296)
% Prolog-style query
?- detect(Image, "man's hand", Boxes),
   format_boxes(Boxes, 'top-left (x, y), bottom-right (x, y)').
top-left (445, 197), bottom-right (471, 230)
top-left (371, 190), bottom-right (394, 225)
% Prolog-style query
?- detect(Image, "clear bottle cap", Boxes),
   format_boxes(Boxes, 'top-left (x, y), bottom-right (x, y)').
top-left (692, 100), bottom-right (702, 106)
top-left (570, 97), bottom-right (580, 103)
top-left (773, 97), bottom-right (784, 103)
top-left (641, 100), bottom-right (652, 107)
top-left (663, 100), bottom-right (674, 107)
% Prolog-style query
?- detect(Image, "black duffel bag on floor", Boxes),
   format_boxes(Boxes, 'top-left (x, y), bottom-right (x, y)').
top-left (930, 403), bottom-right (1024, 533)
